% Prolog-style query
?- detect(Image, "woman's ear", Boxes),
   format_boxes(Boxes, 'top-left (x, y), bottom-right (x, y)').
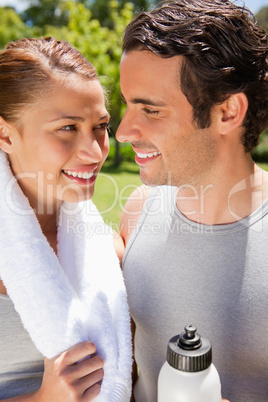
top-left (0, 116), bottom-right (13, 153)
top-left (219, 93), bottom-right (248, 135)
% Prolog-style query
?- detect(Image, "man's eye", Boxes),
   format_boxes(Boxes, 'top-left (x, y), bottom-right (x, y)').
top-left (143, 108), bottom-right (159, 115)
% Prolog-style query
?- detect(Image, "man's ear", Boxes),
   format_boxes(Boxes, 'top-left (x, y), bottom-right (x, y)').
top-left (0, 116), bottom-right (13, 153)
top-left (219, 93), bottom-right (248, 135)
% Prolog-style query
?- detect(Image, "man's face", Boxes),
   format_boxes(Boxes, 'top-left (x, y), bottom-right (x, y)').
top-left (116, 51), bottom-right (218, 187)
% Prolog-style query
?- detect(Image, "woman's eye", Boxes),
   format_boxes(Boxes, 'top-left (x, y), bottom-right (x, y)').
top-left (94, 122), bottom-right (110, 131)
top-left (143, 108), bottom-right (159, 116)
top-left (60, 124), bottom-right (77, 131)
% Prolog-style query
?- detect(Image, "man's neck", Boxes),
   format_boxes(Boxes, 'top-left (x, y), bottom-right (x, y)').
top-left (176, 158), bottom-right (268, 225)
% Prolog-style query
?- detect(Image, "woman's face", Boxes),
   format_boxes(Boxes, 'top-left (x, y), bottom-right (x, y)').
top-left (6, 75), bottom-right (110, 213)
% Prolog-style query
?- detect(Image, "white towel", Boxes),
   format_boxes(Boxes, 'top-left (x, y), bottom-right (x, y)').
top-left (0, 150), bottom-right (132, 401)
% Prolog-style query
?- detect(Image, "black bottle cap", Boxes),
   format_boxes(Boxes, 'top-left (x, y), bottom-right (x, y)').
top-left (166, 325), bottom-right (212, 372)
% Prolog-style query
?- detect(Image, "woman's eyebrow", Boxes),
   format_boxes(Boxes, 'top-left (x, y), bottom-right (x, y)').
top-left (47, 113), bottom-right (110, 123)
top-left (98, 113), bottom-right (110, 121)
top-left (47, 116), bottom-right (85, 123)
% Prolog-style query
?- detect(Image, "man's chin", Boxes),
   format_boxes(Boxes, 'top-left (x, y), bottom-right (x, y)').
top-left (139, 174), bottom-right (168, 187)
top-left (139, 170), bottom-right (173, 187)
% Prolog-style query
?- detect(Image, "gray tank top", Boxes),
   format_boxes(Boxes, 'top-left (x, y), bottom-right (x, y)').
top-left (123, 186), bottom-right (268, 402)
top-left (0, 294), bottom-right (44, 399)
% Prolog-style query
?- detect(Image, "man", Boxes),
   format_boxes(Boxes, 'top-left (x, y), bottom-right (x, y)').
top-left (116, 1), bottom-right (268, 401)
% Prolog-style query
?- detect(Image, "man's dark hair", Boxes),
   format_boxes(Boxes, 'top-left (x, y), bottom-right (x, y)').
top-left (123, 0), bottom-right (268, 151)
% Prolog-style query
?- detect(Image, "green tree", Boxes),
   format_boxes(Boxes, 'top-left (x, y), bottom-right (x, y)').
top-left (83, 0), bottom-right (152, 27)
top-left (0, 6), bottom-right (40, 49)
top-left (21, 0), bottom-right (157, 29)
top-left (21, 0), bottom-right (69, 28)
top-left (256, 6), bottom-right (268, 32)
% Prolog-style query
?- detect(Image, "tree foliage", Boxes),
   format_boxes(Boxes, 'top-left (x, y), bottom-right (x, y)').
top-left (0, 7), bottom-right (39, 49)
top-left (81, 0), bottom-right (153, 28)
top-left (20, 0), bottom-right (157, 28)
top-left (256, 7), bottom-right (268, 33)
top-left (21, 0), bottom-right (69, 27)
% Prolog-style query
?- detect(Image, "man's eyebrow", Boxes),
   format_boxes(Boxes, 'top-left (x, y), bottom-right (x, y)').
top-left (132, 98), bottom-right (166, 106)
top-left (120, 92), bottom-right (165, 107)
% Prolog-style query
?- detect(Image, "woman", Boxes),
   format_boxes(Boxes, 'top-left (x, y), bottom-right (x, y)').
top-left (0, 37), bottom-right (132, 401)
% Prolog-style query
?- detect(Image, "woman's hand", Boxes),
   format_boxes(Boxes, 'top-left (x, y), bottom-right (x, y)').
top-left (36, 341), bottom-right (104, 401)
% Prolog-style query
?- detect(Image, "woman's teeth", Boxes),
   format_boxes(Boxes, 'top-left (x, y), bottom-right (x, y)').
top-left (136, 151), bottom-right (161, 159)
top-left (64, 170), bottom-right (94, 179)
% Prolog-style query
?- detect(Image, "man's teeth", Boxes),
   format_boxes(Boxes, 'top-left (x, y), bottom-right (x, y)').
top-left (136, 151), bottom-right (160, 159)
top-left (64, 170), bottom-right (94, 179)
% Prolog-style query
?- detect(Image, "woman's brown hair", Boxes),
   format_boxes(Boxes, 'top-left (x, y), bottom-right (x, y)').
top-left (0, 37), bottom-right (98, 124)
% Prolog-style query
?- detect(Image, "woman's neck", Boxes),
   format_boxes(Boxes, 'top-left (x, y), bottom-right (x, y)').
top-left (36, 211), bottom-right (60, 255)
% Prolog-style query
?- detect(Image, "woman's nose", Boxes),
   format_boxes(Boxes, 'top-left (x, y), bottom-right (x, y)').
top-left (76, 134), bottom-right (103, 163)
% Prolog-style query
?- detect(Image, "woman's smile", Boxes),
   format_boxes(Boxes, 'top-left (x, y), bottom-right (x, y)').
top-left (62, 166), bottom-right (97, 185)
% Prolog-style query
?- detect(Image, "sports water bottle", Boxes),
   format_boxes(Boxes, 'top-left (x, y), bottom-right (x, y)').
top-left (158, 325), bottom-right (222, 402)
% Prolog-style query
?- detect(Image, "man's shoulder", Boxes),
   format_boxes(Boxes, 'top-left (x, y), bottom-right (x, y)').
top-left (120, 185), bottom-right (152, 245)
top-left (261, 168), bottom-right (268, 200)
top-left (254, 167), bottom-right (268, 211)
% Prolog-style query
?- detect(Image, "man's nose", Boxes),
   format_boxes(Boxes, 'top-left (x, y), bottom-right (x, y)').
top-left (116, 111), bottom-right (141, 143)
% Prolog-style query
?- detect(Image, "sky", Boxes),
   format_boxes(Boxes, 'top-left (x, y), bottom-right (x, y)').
top-left (235, 0), bottom-right (268, 14)
top-left (0, 0), bottom-right (267, 15)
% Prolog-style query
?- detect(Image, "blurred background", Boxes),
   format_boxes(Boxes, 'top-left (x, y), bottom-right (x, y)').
top-left (0, 0), bottom-right (267, 227)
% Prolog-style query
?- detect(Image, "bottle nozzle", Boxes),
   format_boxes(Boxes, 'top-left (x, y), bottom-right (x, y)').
top-left (185, 325), bottom-right (197, 339)
top-left (178, 325), bottom-right (202, 350)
